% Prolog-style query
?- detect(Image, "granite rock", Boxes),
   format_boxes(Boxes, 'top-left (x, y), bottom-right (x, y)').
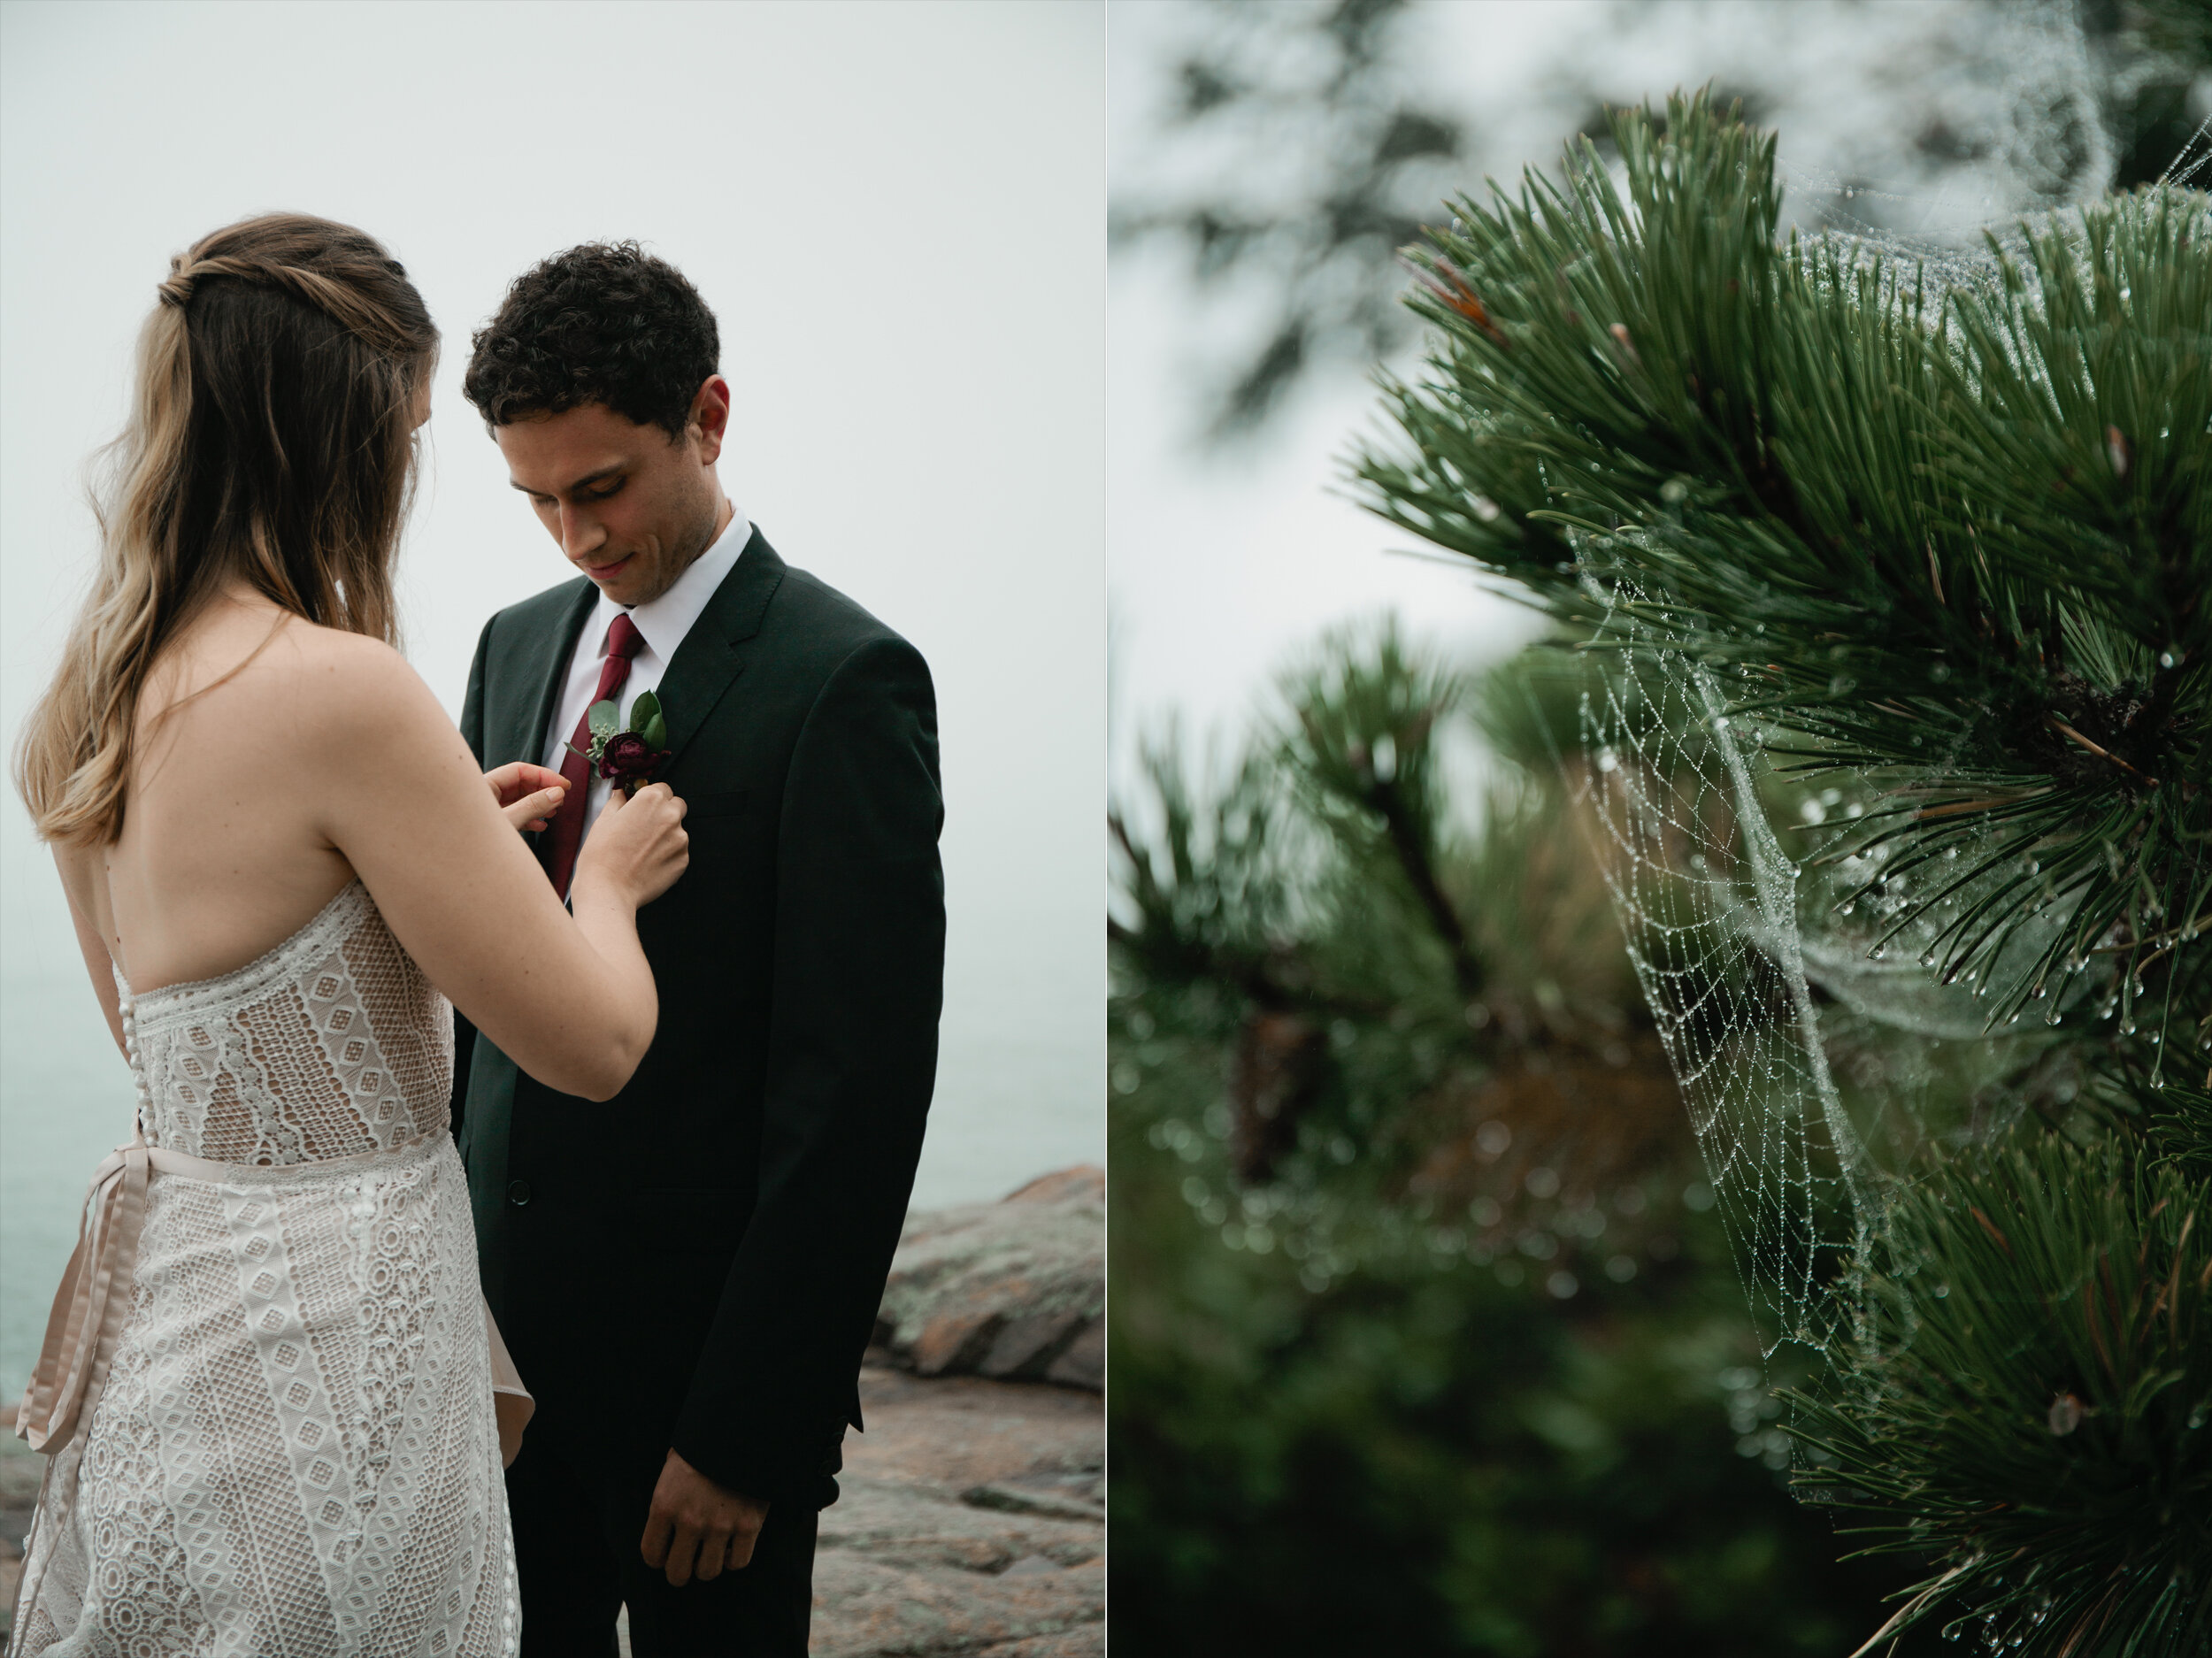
top-left (972, 1631), bottom-right (1106, 1658)
top-left (873, 1168), bottom-right (1102, 1391)
top-left (0, 1408), bottom-right (37, 1643)
top-left (808, 1364), bottom-right (1103, 1657)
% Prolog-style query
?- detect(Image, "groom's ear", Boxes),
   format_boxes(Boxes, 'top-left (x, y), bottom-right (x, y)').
top-left (687, 376), bottom-right (732, 468)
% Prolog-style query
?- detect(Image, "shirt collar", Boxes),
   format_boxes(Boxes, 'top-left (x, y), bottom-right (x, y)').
top-left (587, 503), bottom-right (751, 663)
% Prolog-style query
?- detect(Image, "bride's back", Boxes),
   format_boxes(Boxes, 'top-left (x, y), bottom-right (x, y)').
top-left (89, 600), bottom-right (378, 994)
top-left (17, 212), bottom-right (438, 996)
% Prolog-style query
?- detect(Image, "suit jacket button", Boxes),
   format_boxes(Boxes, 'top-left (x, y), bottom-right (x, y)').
top-left (507, 1178), bottom-right (532, 1206)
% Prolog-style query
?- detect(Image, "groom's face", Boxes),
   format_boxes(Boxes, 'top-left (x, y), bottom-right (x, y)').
top-left (497, 379), bottom-right (729, 608)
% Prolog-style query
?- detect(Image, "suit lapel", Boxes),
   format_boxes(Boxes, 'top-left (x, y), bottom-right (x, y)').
top-left (492, 580), bottom-right (598, 769)
top-left (657, 527), bottom-right (785, 769)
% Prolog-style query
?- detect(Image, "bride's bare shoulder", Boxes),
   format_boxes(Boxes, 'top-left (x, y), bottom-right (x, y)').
top-left (282, 625), bottom-right (446, 741)
top-left (187, 611), bottom-right (446, 755)
top-left (268, 617), bottom-right (416, 691)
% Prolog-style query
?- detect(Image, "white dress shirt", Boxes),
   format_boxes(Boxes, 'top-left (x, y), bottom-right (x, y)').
top-left (541, 507), bottom-right (752, 844)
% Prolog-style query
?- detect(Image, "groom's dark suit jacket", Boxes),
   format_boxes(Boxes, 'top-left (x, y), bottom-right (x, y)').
top-left (452, 527), bottom-right (943, 1509)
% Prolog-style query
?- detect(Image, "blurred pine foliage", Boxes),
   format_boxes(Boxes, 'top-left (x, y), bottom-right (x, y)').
top-left (1108, 629), bottom-right (1947, 1653)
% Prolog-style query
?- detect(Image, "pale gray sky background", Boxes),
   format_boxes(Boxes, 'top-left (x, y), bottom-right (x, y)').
top-left (0, 0), bottom-right (1104, 1382)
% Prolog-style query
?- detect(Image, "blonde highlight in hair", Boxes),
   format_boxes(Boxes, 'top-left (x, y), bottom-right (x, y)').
top-left (15, 212), bottom-right (438, 846)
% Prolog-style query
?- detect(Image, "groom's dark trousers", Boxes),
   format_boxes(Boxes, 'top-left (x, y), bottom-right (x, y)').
top-left (451, 529), bottom-right (944, 1656)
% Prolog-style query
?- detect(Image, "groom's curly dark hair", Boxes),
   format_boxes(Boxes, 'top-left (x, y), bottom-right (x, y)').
top-left (464, 242), bottom-right (719, 441)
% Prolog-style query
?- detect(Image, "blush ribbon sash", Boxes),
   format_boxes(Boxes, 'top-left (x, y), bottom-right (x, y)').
top-left (15, 1135), bottom-right (534, 1467)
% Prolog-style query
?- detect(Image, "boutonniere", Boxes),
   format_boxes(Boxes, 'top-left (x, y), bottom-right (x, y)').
top-left (569, 690), bottom-right (672, 795)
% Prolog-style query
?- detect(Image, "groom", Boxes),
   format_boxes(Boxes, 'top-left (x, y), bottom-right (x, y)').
top-left (450, 242), bottom-right (944, 1655)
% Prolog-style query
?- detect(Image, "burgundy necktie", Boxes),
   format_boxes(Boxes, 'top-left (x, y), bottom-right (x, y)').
top-left (544, 612), bottom-right (644, 902)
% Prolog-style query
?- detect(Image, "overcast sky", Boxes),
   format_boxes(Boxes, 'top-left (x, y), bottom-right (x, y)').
top-left (1106, 2), bottom-right (1578, 787)
top-left (0, 0), bottom-right (1105, 1247)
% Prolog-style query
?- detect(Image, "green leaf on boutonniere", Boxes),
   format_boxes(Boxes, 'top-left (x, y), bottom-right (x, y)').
top-left (629, 689), bottom-right (666, 751)
top-left (588, 700), bottom-right (621, 741)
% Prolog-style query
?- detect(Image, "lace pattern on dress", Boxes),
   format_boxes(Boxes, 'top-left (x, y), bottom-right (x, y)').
top-left (11, 881), bottom-right (515, 1656)
top-left (125, 882), bottom-right (453, 1164)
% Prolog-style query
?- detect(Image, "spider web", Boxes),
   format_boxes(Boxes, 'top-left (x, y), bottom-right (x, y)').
top-left (1578, 633), bottom-right (1875, 1361)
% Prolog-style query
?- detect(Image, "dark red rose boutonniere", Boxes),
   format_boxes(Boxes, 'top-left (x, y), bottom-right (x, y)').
top-left (569, 690), bottom-right (672, 795)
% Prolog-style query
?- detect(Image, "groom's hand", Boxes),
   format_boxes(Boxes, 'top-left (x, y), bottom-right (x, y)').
top-left (641, 1449), bottom-right (769, 1585)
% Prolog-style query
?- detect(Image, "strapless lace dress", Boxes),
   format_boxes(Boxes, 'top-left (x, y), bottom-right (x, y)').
top-left (9, 881), bottom-right (520, 1656)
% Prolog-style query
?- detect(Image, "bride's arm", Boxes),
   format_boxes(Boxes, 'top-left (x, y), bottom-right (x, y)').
top-left (297, 632), bottom-right (687, 1102)
top-left (54, 854), bottom-right (127, 1058)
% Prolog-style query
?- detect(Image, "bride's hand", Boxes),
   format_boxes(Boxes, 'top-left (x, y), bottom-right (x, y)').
top-left (573, 782), bottom-right (689, 908)
top-left (485, 763), bottom-right (569, 833)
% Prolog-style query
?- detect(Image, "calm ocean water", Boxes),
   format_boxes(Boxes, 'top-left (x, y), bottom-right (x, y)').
top-left (0, 836), bottom-right (1102, 1393)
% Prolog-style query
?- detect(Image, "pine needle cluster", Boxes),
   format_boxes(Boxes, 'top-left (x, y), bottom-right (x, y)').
top-left (1352, 90), bottom-right (2212, 1652)
top-left (1796, 1140), bottom-right (2211, 1655)
top-left (1356, 89), bottom-right (2209, 1053)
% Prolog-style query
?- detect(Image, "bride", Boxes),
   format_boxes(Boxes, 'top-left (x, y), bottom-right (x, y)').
top-left (6, 212), bottom-right (687, 1654)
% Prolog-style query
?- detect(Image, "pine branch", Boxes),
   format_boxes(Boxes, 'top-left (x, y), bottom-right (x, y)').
top-left (1354, 88), bottom-right (2212, 1039)
top-left (1789, 1140), bottom-right (2212, 1655)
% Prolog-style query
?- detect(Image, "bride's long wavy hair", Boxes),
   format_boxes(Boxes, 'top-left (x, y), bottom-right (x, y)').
top-left (14, 211), bottom-right (439, 846)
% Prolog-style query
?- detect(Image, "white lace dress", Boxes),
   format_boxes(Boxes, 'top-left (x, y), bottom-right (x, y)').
top-left (10, 881), bottom-right (519, 1656)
